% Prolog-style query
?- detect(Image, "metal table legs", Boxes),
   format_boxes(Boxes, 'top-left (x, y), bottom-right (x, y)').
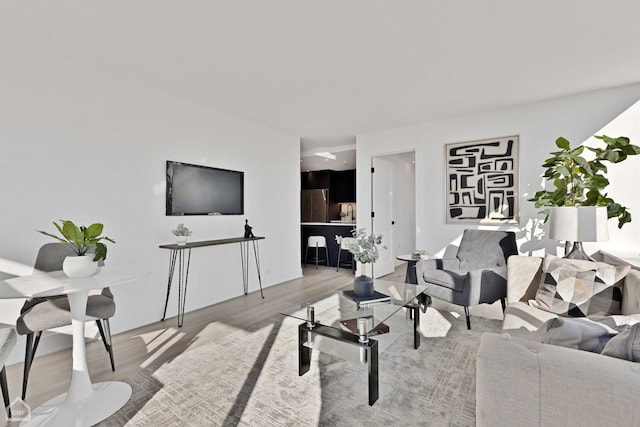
top-left (161, 248), bottom-right (191, 328)
top-left (162, 240), bottom-right (264, 327)
top-left (240, 239), bottom-right (264, 298)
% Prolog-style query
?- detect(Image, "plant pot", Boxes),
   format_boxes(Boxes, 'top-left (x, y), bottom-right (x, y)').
top-left (63, 255), bottom-right (98, 278)
top-left (353, 275), bottom-right (374, 298)
top-left (176, 236), bottom-right (188, 245)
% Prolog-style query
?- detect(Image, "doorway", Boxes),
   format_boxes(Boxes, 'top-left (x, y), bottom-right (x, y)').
top-left (371, 151), bottom-right (416, 278)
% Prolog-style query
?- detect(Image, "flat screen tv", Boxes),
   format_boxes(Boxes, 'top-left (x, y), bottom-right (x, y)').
top-left (166, 161), bottom-right (244, 216)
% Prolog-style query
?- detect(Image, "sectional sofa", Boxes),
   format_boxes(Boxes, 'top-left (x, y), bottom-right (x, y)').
top-left (476, 255), bottom-right (640, 426)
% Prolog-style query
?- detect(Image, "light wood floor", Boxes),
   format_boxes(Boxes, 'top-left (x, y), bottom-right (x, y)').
top-left (4, 264), bottom-right (408, 413)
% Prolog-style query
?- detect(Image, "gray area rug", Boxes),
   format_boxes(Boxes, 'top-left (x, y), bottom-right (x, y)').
top-left (100, 308), bottom-right (501, 426)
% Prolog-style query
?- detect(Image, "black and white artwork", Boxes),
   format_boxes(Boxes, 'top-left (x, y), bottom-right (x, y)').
top-left (446, 136), bottom-right (519, 224)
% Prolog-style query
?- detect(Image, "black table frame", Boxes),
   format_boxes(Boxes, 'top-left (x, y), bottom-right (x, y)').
top-left (159, 236), bottom-right (265, 327)
top-left (297, 302), bottom-right (420, 406)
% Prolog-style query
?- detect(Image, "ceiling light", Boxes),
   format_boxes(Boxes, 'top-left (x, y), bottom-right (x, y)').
top-left (315, 151), bottom-right (336, 160)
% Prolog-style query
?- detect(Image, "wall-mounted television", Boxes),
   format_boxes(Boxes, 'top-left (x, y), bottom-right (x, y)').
top-left (166, 161), bottom-right (244, 216)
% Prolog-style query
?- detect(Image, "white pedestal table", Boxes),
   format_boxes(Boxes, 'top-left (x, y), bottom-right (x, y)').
top-left (0, 269), bottom-right (147, 426)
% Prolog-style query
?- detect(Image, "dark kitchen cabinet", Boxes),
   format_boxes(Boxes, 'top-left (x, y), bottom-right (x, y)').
top-left (331, 169), bottom-right (356, 202)
top-left (301, 170), bottom-right (331, 190)
top-left (301, 169), bottom-right (355, 202)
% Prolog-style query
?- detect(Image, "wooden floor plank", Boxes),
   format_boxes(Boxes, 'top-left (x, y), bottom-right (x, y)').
top-left (5, 265), bottom-right (407, 409)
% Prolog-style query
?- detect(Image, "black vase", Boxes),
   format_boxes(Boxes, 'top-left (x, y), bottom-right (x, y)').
top-left (353, 275), bottom-right (374, 298)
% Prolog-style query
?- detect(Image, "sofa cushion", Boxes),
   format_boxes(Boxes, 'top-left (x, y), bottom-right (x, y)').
top-left (531, 255), bottom-right (629, 317)
top-left (502, 301), bottom-right (560, 337)
top-left (602, 323), bottom-right (640, 362)
top-left (531, 316), bottom-right (619, 353)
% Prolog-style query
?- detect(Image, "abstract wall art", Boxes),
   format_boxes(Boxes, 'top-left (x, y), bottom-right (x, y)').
top-left (445, 135), bottom-right (519, 224)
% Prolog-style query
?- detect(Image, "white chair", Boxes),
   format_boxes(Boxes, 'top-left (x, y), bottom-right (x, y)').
top-left (1, 327), bottom-right (17, 419)
top-left (304, 236), bottom-right (329, 268)
top-left (336, 237), bottom-right (356, 272)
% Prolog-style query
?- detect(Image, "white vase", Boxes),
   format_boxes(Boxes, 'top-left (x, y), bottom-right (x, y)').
top-left (176, 235), bottom-right (188, 245)
top-left (63, 255), bottom-right (98, 278)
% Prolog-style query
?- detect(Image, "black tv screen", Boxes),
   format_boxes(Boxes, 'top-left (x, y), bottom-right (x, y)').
top-left (166, 161), bottom-right (244, 215)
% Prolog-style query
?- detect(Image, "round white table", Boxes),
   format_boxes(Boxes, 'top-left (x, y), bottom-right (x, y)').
top-left (0, 269), bottom-right (147, 426)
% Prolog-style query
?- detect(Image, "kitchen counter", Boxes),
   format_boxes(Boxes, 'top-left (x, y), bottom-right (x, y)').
top-left (301, 223), bottom-right (356, 267)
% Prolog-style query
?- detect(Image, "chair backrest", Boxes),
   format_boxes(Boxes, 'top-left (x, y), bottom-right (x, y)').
top-left (340, 237), bottom-right (356, 249)
top-left (307, 236), bottom-right (327, 248)
top-left (33, 243), bottom-right (104, 273)
top-left (456, 229), bottom-right (518, 270)
top-left (33, 243), bottom-right (75, 272)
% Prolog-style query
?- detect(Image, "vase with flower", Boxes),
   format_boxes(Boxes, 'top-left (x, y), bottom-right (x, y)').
top-left (336, 228), bottom-right (384, 297)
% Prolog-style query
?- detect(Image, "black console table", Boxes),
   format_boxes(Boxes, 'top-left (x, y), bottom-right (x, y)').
top-left (159, 236), bottom-right (265, 327)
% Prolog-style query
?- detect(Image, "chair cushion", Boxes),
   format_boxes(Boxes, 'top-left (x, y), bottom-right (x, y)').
top-left (0, 328), bottom-right (17, 367)
top-left (16, 293), bottom-right (115, 335)
top-left (531, 255), bottom-right (629, 317)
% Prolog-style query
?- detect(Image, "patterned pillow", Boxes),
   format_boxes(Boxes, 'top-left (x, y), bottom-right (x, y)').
top-left (530, 255), bottom-right (630, 317)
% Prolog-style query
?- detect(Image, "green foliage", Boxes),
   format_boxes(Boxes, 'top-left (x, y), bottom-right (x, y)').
top-left (172, 223), bottom-right (193, 236)
top-left (529, 135), bottom-right (640, 228)
top-left (335, 228), bottom-right (385, 264)
top-left (37, 220), bottom-right (116, 262)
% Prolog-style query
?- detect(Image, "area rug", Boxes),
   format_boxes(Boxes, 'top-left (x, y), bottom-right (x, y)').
top-left (99, 308), bottom-right (501, 426)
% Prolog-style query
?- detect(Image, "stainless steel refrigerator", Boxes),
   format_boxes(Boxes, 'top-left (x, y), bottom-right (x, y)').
top-left (301, 189), bottom-right (329, 222)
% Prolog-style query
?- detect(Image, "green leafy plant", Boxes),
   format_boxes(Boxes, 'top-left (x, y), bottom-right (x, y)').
top-left (529, 134), bottom-right (640, 228)
top-left (37, 220), bottom-right (115, 261)
top-left (172, 223), bottom-right (193, 236)
top-left (335, 228), bottom-right (385, 263)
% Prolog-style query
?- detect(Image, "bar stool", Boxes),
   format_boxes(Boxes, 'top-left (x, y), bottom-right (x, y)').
top-left (1, 327), bottom-right (17, 419)
top-left (336, 237), bottom-right (356, 271)
top-left (304, 236), bottom-right (329, 268)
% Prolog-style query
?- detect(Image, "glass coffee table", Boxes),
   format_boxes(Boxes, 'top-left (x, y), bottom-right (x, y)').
top-left (280, 278), bottom-right (427, 405)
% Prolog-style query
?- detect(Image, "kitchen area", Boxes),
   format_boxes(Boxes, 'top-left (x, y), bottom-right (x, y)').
top-left (301, 169), bottom-right (356, 268)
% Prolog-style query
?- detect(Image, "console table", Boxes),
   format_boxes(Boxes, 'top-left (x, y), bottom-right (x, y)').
top-left (159, 236), bottom-right (265, 327)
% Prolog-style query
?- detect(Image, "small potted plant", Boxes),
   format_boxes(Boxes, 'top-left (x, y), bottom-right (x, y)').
top-left (37, 220), bottom-right (115, 278)
top-left (336, 228), bottom-right (385, 297)
top-left (172, 223), bottom-right (193, 245)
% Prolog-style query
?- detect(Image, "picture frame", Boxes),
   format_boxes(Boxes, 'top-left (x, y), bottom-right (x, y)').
top-left (445, 135), bottom-right (519, 224)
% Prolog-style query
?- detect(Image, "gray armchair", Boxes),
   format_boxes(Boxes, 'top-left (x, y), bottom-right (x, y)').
top-left (416, 229), bottom-right (518, 329)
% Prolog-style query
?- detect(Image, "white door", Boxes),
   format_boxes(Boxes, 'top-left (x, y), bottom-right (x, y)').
top-left (372, 157), bottom-right (394, 278)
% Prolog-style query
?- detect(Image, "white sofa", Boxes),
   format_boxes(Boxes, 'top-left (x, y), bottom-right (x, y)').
top-left (476, 255), bottom-right (640, 427)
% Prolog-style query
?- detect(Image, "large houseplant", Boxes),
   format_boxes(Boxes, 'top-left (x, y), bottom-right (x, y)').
top-left (37, 220), bottom-right (115, 277)
top-left (529, 134), bottom-right (640, 229)
top-left (336, 228), bottom-right (384, 297)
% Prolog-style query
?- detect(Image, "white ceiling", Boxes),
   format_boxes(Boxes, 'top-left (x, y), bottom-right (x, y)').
top-left (2, 1), bottom-right (640, 161)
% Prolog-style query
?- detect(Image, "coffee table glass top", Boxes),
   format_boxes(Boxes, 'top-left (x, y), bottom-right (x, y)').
top-left (280, 279), bottom-right (426, 334)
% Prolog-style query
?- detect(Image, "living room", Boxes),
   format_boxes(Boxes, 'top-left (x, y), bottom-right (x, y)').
top-left (2, 2), bottom-right (640, 426)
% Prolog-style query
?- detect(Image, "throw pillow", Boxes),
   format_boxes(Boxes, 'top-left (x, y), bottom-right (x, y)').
top-left (601, 323), bottom-right (640, 362)
top-left (531, 316), bottom-right (619, 353)
top-left (531, 255), bottom-right (630, 317)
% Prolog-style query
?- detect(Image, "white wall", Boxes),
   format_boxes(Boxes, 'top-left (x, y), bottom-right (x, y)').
top-left (0, 43), bottom-right (302, 364)
top-left (356, 83), bottom-right (640, 258)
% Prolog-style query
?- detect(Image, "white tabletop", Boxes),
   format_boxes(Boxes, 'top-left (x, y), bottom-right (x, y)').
top-left (0, 269), bottom-right (148, 299)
